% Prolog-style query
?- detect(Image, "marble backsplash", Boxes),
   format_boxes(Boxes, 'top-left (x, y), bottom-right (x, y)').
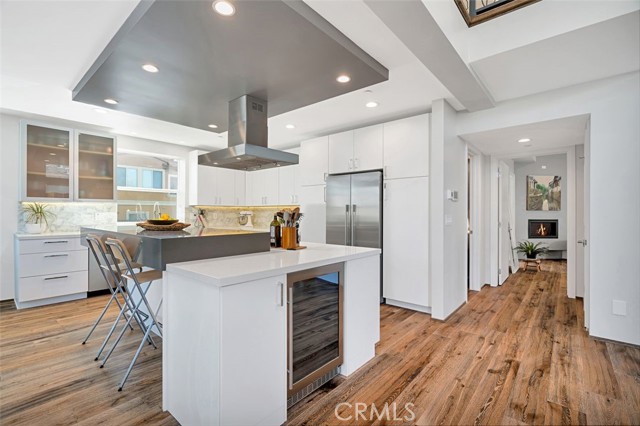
top-left (187, 205), bottom-right (298, 231)
top-left (19, 202), bottom-right (117, 233)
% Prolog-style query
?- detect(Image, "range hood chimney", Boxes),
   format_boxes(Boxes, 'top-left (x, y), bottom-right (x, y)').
top-left (199, 95), bottom-right (298, 171)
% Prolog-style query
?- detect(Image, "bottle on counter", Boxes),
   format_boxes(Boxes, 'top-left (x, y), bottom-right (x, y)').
top-left (270, 215), bottom-right (281, 248)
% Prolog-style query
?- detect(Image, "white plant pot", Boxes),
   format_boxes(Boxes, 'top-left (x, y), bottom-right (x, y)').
top-left (25, 223), bottom-right (45, 234)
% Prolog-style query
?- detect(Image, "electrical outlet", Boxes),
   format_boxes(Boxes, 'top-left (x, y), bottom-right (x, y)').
top-left (612, 300), bottom-right (627, 316)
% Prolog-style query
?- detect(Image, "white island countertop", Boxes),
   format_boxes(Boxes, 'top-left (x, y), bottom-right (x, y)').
top-left (166, 242), bottom-right (380, 286)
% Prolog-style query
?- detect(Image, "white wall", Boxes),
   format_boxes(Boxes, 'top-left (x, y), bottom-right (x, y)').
top-left (0, 114), bottom-right (21, 301)
top-left (458, 72), bottom-right (640, 345)
top-left (514, 154), bottom-right (568, 252)
top-left (430, 99), bottom-right (468, 320)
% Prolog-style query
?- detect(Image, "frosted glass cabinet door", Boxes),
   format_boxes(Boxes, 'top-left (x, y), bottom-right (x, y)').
top-left (77, 132), bottom-right (115, 200)
top-left (23, 123), bottom-right (73, 200)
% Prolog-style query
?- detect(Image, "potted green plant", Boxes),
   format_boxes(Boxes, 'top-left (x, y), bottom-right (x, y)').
top-left (22, 202), bottom-right (56, 234)
top-left (515, 241), bottom-right (548, 259)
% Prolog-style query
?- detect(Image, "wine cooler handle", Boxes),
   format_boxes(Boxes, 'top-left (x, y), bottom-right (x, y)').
top-left (287, 285), bottom-right (294, 390)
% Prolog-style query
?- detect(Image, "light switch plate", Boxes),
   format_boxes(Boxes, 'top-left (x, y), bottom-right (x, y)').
top-left (444, 214), bottom-right (453, 226)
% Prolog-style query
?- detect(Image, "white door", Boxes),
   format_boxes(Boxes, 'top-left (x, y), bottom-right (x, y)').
top-left (278, 165), bottom-right (296, 204)
top-left (383, 114), bottom-right (430, 179)
top-left (353, 124), bottom-right (383, 172)
top-left (234, 170), bottom-right (245, 205)
top-left (328, 130), bottom-right (354, 174)
top-left (220, 276), bottom-right (287, 425)
top-left (262, 168), bottom-right (279, 205)
top-left (383, 177), bottom-right (429, 307)
top-left (583, 141), bottom-right (590, 328)
top-left (497, 162), bottom-right (511, 285)
top-left (216, 168), bottom-right (236, 206)
top-left (299, 136), bottom-right (328, 186)
top-left (576, 146), bottom-right (586, 298)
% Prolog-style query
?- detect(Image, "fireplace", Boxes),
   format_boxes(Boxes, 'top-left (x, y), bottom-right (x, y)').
top-left (528, 219), bottom-right (558, 239)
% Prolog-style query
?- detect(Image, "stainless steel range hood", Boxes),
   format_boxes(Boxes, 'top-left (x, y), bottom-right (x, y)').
top-left (199, 95), bottom-right (298, 171)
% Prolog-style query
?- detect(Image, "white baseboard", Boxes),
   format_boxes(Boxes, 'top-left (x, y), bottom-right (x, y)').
top-left (385, 298), bottom-right (431, 314)
top-left (15, 292), bottom-right (87, 309)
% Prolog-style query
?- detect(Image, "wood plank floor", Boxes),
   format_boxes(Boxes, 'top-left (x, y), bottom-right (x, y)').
top-left (1, 261), bottom-right (638, 425)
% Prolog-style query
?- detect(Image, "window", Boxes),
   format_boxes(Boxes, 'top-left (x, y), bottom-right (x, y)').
top-left (117, 166), bottom-right (163, 189)
top-left (116, 153), bottom-right (180, 223)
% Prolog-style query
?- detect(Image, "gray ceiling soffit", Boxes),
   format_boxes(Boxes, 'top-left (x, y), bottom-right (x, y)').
top-left (364, 0), bottom-right (494, 112)
top-left (72, 0), bottom-right (389, 134)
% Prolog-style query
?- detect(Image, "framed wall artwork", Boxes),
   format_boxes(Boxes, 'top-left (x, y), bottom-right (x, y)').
top-left (527, 175), bottom-right (561, 211)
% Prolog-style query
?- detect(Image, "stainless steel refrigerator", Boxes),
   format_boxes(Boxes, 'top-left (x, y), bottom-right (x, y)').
top-left (326, 171), bottom-right (382, 297)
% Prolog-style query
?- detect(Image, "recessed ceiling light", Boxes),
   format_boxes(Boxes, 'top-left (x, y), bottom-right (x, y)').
top-left (365, 101), bottom-right (379, 108)
top-left (104, 98), bottom-right (118, 105)
top-left (94, 108), bottom-right (107, 114)
top-left (212, 0), bottom-right (235, 16)
top-left (336, 75), bottom-right (351, 83)
top-left (541, 165), bottom-right (547, 169)
top-left (208, 124), bottom-right (218, 129)
top-left (518, 138), bottom-right (531, 143)
top-left (285, 124), bottom-right (295, 129)
top-left (142, 64), bottom-right (159, 73)
top-left (49, 152), bottom-right (56, 156)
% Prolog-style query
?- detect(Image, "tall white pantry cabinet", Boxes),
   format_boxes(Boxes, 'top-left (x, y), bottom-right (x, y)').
top-left (299, 113), bottom-right (431, 312)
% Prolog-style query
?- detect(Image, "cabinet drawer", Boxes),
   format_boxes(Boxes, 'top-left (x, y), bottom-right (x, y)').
top-left (18, 237), bottom-right (83, 254)
top-left (18, 249), bottom-right (87, 278)
top-left (18, 271), bottom-right (88, 302)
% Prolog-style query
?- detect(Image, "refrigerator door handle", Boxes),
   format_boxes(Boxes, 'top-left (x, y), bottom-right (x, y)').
top-left (351, 204), bottom-right (356, 246)
top-left (345, 204), bottom-right (350, 245)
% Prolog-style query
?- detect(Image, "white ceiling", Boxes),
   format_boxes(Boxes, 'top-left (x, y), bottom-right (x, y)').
top-left (470, 11), bottom-right (640, 102)
top-left (460, 114), bottom-right (589, 158)
top-left (0, 1), bottom-right (638, 152)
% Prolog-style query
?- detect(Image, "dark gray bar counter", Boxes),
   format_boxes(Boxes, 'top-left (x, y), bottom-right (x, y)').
top-left (81, 226), bottom-right (270, 270)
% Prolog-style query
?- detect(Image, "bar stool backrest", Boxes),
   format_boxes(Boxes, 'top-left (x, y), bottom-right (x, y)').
top-left (105, 238), bottom-right (137, 278)
top-left (86, 234), bottom-right (119, 289)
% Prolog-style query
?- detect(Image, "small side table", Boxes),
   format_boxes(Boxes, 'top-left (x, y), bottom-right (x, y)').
top-left (521, 258), bottom-right (542, 271)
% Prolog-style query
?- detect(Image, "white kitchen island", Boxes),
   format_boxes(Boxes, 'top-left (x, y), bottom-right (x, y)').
top-left (162, 243), bottom-right (381, 426)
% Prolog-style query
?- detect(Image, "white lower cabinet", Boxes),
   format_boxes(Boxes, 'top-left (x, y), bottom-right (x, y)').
top-left (299, 185), bottom-right (326, 243)
top-left (14, 235), bottom-right (88, 308)
top-left (219, 276), bottom-right (287, 425)
top-left (163, 273), bottom-right (287, 426)
top-left (383, 177), bottom-right (430, 310)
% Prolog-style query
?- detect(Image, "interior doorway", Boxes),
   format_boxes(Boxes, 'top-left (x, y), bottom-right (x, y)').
top-left (466, 148), bottom-right (482, 291)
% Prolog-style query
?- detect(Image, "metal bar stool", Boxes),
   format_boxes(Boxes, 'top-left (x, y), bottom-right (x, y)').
top-left (104, 237), bottom-right (163, 391)
top-left (83, 234), bottom-right (130, 344)
top-left (83, 234), bottom-right (148, 362)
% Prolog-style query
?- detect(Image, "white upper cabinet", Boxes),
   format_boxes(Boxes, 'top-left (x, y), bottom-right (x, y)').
top-left (329, 126), bottom-right (383, 174)
top-left (246, 168), bottom-right (279, 205)
top-left (353, 124), bottom-right (383, 172)
top-left (328, 130), bottom-right (354, 174)
top-left (383, 114), bottom-right (430, 179)
top-left (299, 136), bottom-right (329, 186)
top-left (188, 150), bottom-right (244, 206)
top-left (278, 165), bottom-right (301, 205)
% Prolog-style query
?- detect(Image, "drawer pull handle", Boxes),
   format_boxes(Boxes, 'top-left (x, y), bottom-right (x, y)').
top-left (44, 254), bottom-right (68, 258)
top-left (44, 241), bottom-right (68, 244)
top-left (44, 275), bottom-right (68, 281)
